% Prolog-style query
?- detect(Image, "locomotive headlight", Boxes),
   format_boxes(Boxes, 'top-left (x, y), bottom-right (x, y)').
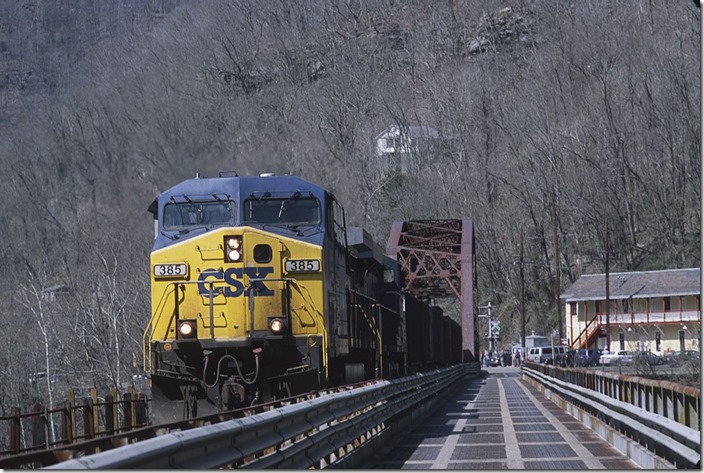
top-left (177, 320), bottom-right (197, 339)
top-left (224, 236), bottom-right (243, 262)
top-left (268, 317), bottom-right (287, 335)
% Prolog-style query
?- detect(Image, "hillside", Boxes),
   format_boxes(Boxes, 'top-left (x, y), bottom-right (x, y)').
top-left (0, 1), bottom-right (699, 410)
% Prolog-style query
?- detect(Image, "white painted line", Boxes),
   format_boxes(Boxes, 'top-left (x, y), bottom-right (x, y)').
top-left (429, 383), bottom-right (476, 468)
top-left (498, 378), bottom-right (525, 469)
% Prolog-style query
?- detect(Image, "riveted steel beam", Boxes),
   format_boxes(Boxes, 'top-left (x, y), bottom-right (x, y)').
top-left (386, 220), bottom-right (478, 362)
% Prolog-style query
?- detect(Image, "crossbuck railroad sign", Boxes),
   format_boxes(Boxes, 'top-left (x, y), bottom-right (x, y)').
top-left (489, 320), bottom-right (500, 337)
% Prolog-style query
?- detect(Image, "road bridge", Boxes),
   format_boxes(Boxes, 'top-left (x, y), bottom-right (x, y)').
top-left (367, 366), bottom-right (643, 469)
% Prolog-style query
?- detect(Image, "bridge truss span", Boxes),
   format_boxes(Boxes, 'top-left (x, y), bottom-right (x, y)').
top-left (386, 219), bottom-right (478, 363)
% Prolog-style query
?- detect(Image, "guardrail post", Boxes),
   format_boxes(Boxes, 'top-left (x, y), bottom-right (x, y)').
top-left (9, 407), bottom-right (20, 454)
top-left (31, 402), bottom-right (46, 448)
top-left (112, 387), bottom-right (120, 433)
top-left (135, 392), bottom-right (147, 427)
top-left (83, 397), bottom-right (95, 440)
top-left (91, 388), bottom-right (99, 439)
top-left (655, 385), bottom-right (663, 417)
top-left (122, 392), bottom-right (133, 431)
top-left (61, 399), bottom-right (73, 445)
top-left (68, 389), bottom-right (78, 440)
top-left (685, 393), bottom-right (699, 430)
top-left (67, 389), bottom-right (76, 442)
top-left (105, 393), bottom-right (115, 435)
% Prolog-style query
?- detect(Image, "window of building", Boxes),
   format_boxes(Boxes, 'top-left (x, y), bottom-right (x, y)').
top-left (648, 298), bottom-right (659, 313)
top-left (619, 332), bottom-right (625, 351)
top-left (664, 297), bottom-right (671, 312)
top-left (655, 332), bottom-right (661, 352)
top-left (679, 330), bottom-right (686, 352)
top-left (569, 302), bottom-right (576, 317)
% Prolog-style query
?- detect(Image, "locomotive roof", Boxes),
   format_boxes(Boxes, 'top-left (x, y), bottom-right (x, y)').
top-left (159, 174), bottom-right (326, 199)
top-left (150, 174), bottom-right (330, 250)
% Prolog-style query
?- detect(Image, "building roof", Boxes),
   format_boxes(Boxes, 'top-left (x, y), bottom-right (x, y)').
top-left (561, 268), bottom-right (700, 302)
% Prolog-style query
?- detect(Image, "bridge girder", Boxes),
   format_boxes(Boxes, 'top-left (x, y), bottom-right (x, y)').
top-left (386, 219), bottom-right (479, 362)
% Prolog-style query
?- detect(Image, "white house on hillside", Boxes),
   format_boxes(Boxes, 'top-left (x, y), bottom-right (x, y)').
top-left (374, 124), bottom-right (441, 173)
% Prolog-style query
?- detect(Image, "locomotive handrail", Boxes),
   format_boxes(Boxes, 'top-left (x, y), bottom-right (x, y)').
top-left (350, 293), bottom-right (383, 378)
top-left (250, 276), bottom-right (330, 383)
top-left (289, 277), bottom-right (329, 382)
top-left (142, 279), bottom-right (224, 373)
top-left (47, 365), bottom-right (472, 469)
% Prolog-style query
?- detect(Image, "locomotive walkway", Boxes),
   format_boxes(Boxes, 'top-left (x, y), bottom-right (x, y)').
top-left (367, 366), bottom-right (641, 469)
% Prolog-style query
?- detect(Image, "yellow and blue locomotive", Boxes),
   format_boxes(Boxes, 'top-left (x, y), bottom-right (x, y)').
top-left (144, 173), bottom-right (416, 422)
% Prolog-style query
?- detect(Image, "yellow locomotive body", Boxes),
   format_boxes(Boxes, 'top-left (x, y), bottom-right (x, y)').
top-left (148, 227), bottom-right (325, 344)
top-left (144, 174), bottom-right (343, 421)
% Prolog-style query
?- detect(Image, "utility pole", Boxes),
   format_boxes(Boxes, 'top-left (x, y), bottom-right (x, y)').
top-left (605, 221), bottom-right (611, 351)
top-left (551, 188), bottom-right (562, 344)
top-left (520, 227), bottom-right (526, 352)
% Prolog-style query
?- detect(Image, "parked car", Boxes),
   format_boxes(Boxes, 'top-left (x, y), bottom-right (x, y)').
top-left (671, 350), bottom-right (700, 364)
top-left (599, 350), bottom-right (633, 366)
top-left (630, 351), bottom-right (666, 368)
top-left (575, 348), bottom-right (602, 367)
top-left (488, 353), bottom-right (502, 367)
top-left (527, 346), bottom-right (568, 365)
top-left (559, 349), bottom-right (577, 367)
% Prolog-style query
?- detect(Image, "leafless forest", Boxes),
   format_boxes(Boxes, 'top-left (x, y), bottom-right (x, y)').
top-left (0, 1), bottom-right (699, 412)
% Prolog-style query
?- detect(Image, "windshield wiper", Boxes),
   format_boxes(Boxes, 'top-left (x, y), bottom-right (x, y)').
top-left (178, 226), bottom-right (211, 234)
top-left (160, 230), bottom-right (180, 240)
top-left (286, 224), bottom-right (304, 236)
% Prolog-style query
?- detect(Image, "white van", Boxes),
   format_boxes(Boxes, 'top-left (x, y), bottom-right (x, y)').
top-left (527, 346), bottom-right (567, 365)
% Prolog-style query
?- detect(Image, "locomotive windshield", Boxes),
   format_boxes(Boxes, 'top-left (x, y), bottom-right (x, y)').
top-left (163, 200), bottom-right (235, 230)
top-left (243, 196), bottom-right (321, 226)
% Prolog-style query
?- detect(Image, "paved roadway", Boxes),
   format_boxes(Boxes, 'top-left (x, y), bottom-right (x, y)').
top-left (368, 366), bottom-right (641, 469)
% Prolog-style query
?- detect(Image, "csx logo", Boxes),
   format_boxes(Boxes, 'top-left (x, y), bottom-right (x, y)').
top-left (198, 267), bottom-right (274, 297)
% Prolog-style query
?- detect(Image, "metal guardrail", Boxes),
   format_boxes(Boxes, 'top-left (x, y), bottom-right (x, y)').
top-left (522, 363), bottom-right (700, 469)
top-left (0, 387), bottom-right (147, 457)
top-left (524, 362), bottom-right (701, 430)
top-left (47, 364), bottom-right (475, 469)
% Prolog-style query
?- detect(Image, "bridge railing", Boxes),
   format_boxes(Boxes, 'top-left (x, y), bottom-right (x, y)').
top-left (0, 387), bottom-right (147, 457)
top-left (522, 362), bottom-right (700, 469)
top-left (46, 364), bottom-right (477, 469)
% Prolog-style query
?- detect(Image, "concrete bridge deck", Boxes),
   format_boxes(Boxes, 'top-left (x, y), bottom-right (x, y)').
top-left (369, 366), bottom-right (642, 469)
